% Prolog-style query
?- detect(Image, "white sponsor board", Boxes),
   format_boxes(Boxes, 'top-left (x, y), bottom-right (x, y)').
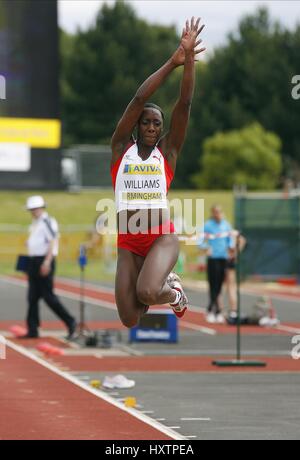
top-left (0, 143), bottom-right (31, 171)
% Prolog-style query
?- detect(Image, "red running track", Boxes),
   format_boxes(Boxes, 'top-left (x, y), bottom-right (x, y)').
top-left (0, 346), bottom-right (171, 440)
top-left (47, 354), bottom-right (300, 373)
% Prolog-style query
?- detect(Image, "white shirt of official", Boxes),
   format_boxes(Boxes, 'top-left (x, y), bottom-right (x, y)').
top-left (27, 212), bottom-right (59, 257)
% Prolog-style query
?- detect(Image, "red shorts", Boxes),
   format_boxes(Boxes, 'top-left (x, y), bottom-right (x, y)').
top-left (118, 221), bottom-right (175, 258)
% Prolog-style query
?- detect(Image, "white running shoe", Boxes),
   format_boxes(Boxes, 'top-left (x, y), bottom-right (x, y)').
top-left (167, 272), bottom-right (188, 318)
top-left (206, 312), bottom-right (216, 324)
top-left (103, 375), bottom-right (135, 389)
top-left (215, 313), bottom-right (225, 324)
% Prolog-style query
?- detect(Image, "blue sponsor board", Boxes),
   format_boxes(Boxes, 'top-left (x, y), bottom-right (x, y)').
top-left (129, 309), bottom-right (178, 343)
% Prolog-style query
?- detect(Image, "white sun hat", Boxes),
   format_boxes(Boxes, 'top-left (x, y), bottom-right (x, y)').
top-left (26, 196), bottom-right (46, 210)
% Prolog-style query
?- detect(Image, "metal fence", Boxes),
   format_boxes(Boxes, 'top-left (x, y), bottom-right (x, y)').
top-left (235, 191), bottom-right (300, 279)
top-left (62, 145), bottom-right (111, 190)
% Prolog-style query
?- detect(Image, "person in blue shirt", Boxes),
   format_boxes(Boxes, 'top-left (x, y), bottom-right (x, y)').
top-left (199, 205), bottom-right (235, 323)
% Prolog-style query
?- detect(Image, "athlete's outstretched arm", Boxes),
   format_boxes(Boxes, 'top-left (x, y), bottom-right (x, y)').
top-left (111, 60), bottom-right (176, 164)
top-left (160, 17), bottom-right (205, 172)
top-left (111, 21), bottom-right (202, 165)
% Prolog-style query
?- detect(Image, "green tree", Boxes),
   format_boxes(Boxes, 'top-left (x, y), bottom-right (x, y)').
top-left (175, 7), bottom-right (300, 188)
top-left (61, 1), bottom-right (180, 146)
top-left (192, 123), bottom-right (282, 190)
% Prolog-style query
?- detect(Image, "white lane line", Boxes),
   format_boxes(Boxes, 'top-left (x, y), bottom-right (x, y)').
top-left (6, 339), bottom-right (187, 441)
top-left (276, 324), bottom-right (300, 334)
top-left (181, 417), bottom-right (211, 421)
top-left (9, 274), bottom-right (295, 306)
top-left (0, 276), bottom-right (117, 311)
top-left (56, 277), bottom-right (115, 294)
top-left (2, 274), bottom-right (300, 306)
top-left (3, 276), bottom-right (299, 336)
top-left (141, 411), bottom-right (155, 414)
top-left (168, 426), bottom-right (181, 429)
top-left (189, 304), bottom-right (207, 313)
top-left (185, 280), bottom-right (300, 304)
top-left (185, 435), bottom-right (197, 439)
top-left (0, 276), bottom-right (215, 335)
top-left (156, 418), bottom-right (166, 421)
top-left (180, 320), bottom-right (216, 336)
top-left (241, 288), bottom-right (300, 303)
top-left (118, 344), bottom-right (144, 356)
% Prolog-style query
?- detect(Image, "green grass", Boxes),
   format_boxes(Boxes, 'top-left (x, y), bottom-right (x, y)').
top-left (0, 189), bottom-right (233, 282)
top-left (0, 259), bottom-right (116, 283)
top-left (0, 190), bottom-right (114, 226)
top-left (0, 189), bottom-right (234, 225)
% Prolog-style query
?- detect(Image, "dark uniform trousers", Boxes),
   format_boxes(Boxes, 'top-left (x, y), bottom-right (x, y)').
top-left (27, 256), bottom-right (75, 335)
top-left (207, 258), bottom-right (227, 314)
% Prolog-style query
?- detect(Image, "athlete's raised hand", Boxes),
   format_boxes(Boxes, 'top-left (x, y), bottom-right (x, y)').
top-left (182, 17), bottom-right (205, 52)
top-left (171, 17), bottom-right (205, 67)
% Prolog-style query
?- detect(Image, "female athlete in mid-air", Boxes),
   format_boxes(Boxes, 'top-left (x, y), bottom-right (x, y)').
top-left (111, 17), bottom-right (205, 328)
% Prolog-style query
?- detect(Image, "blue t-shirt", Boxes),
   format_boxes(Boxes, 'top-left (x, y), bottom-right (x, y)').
top-left (198, 219), bottom-right (234, 259)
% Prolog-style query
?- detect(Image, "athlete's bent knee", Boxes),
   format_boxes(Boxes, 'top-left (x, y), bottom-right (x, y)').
top-left (136, 286), bottom-right (158, 306)
top-left (119, 313), bottom-right (139, 329)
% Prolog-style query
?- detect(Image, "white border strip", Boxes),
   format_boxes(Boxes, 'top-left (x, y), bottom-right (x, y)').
top-left (6, 338), bottom-right (186, 441)
top-left (56, 277), bottom-right (115, 295)
top-left (2, 276), bottom-right (300, 335)
top-left (0, 276), bottom-right (215, 335)
top-left (180, 320), bottom-right (216, 336)
top-left (275, 324), bottom-right (300, 334)
top-left (0, 276), bottom-right (117, 311)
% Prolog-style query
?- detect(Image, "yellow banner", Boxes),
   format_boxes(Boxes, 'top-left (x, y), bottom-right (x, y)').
top-left (0, 118), bottom-right (61, 148)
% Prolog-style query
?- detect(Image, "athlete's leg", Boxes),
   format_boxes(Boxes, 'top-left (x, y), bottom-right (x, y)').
top-left (207, 258), bottom-right (218, 312)
top-left (115, 248), bottom-right (147, 328)
top-left (213, 259), bottom-right (227, 314)
top-left (136, 234), bottom-right (179, 306)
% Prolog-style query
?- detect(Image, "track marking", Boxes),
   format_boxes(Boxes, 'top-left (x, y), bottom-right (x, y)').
top-left (57, 277), bottom-right (115, 294)
top-left (118, 344), bottom-right (144, 356)
top-left (3, 274), bottom-right (300, 304)
top-left (180, 320), bottom-right (216, 336)
top-left (2, 276), bottom-right (300, 336)
top-left (0, 276), bottom-right (116, 311)
top-left (276, 324), bottom-right (300, 334)
top-left (181, 417), bottom-right (211, 421)
top-left (6, 338), bottom-right (186, 441)
top-left (0, 276), bottom-right (213, 335)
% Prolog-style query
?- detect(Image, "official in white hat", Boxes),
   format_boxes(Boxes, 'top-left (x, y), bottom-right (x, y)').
top-left (22, 196), bottom-right (77, 339)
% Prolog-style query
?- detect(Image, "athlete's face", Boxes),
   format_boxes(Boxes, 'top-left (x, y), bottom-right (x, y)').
top-left (138, 108), bottom-right (163, 146)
